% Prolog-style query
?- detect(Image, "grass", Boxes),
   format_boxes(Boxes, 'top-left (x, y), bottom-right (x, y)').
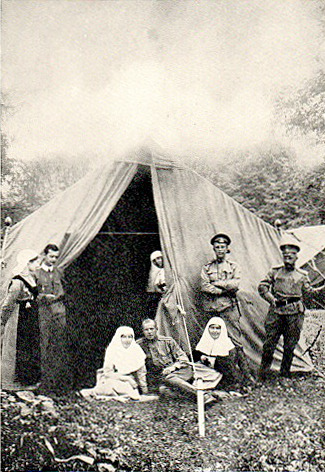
top-left (1, 311), bottom-right (324, 472)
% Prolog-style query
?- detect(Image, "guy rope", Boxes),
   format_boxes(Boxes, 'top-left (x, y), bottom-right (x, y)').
top-left (171, 267), bottom-right (206, 437)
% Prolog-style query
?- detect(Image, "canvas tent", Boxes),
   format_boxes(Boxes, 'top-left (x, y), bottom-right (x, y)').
top-left (287, 225), bottom-right (325, 310)
top-left (1, 147), bottom-right (317, 388)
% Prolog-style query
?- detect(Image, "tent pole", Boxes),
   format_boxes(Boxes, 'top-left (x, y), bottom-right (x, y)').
top-left (150, 161), bottom-right (205, 436)
top-left (172, 269), bottom-right (196, 373)
top-left (173, 273), bottom-right (206, 438)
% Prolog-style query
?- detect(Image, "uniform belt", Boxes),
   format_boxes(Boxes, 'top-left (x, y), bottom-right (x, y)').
top-left (275, 297), bottom-right (300, 308)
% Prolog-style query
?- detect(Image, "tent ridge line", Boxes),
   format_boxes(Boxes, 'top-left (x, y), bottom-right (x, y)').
top-left (97, 232), bottom-right (159, 235)
top-left (119, 158), bottom-right (183, 170)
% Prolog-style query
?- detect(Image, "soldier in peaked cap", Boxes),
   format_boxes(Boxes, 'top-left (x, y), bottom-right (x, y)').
top-left (258, 236), bottom-right (324, 380)
top-left (210, 233), bottom-right (231, 246)
top-left (200, 233), bottom-right (255, 385)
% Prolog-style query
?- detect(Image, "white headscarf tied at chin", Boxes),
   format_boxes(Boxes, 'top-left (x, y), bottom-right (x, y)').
top-left (103, 326), bottom-right (146, 375)
top-left (12, 249), bottom-right (39, 275)
top-left (150, 250), bottom-right (162, 262)
top-left (147, 251), bottom-right (165, 293)
top-left (196, 317), bottom-right (235, 357)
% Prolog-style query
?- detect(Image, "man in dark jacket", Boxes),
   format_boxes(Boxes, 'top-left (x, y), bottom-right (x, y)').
top-left (137, 319), bottom-right (216, 404)
top-left (37, 244), bottom-right (72, 393)
top-left (258, 237), bottom-right (324, 380)
top-left (201, 233), bottom-right (254, 383)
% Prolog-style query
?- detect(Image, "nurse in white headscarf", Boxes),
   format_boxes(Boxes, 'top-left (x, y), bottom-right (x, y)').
top-left (146, 250), bottom-right (166, 318)
top-left (195, 317), bottom-right (239, 389)
top-left (81, 326), bottom-right (148, 400)
top-left (146, 251), bottom-right (166, 294)
top-left (1, 249), bottom-right (41, 389)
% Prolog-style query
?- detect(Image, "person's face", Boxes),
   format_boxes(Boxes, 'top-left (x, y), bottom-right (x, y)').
top-left (120, 333), bottom-right (133, 349)
top-left (142, 321), bottom-right (158, 341)
top-left (208, 324), bottom-right (222, 340)
top-left (281, 246), bottom-right (298, 266)
top-left (213, 242), bottom-right (228, 260)
top-left (153, 256), bottom-right (163, 268)
top-left (44, 250), bottom-right (59, 267)
top-left (28, 257), bottom-right (41, 273)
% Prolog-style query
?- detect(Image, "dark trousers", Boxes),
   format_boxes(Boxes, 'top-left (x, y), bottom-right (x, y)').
top-left (146, 362), bottom-right (195, 396)
top-left (260, 309), bottom-right (304, 377)
top-left (164, 366), bottom-right (196, 396)
top-left (39, 305), bottom-right (72, 393)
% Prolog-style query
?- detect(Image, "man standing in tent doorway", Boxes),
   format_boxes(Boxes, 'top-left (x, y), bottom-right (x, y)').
top-left (37, 244), bottom-right (72, 393)
top-left (146, 250), bottom-right (166, 317)
top-left (201, 233), bottom-right (254, 384)
top-left (258, 237), bottom-right (325, 381)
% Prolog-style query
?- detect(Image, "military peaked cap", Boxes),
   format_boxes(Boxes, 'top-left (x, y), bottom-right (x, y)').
top-left (210, 233), bottom-right (231, 246)
top-left (279, 235), bottom-right (300, 253)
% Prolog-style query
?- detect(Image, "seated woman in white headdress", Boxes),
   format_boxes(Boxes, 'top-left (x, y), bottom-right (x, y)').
top-left (194, 317), bottom-right (239, 391)
top-left (81, 326), bottom-right (148, 401)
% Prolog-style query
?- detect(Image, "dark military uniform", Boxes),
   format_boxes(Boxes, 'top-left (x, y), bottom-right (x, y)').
top-left (258, 265), bottom-right (314, 377)
top-left (137, 335), bottom-right (195, 394)
top-left (201, 258), bottom-right (241, 346)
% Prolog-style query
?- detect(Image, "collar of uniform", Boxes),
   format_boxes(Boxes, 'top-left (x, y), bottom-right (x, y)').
top-left (213, 258), bottom-right (231, 265)
top-left (41, 263), bottom-right (54, 272)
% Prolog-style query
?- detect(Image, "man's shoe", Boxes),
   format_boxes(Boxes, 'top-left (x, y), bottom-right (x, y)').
top-left (139, 394), bottom-right (159, 402)
top-left (158, 385), bottom-right (178, 398)
top-left (204, 393), bottom-right (218, 405)
top-left (211, 390), bottom-right (230, 400)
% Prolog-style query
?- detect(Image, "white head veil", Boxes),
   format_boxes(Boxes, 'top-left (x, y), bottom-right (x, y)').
top-left (196, 317), bottom-right (235, 357)
top-left (103, 326), bottom-right (146, 374)
top-left (147, 251), bottom-right (165, 293)
top-left (12, 249), bottom-right (39, 275)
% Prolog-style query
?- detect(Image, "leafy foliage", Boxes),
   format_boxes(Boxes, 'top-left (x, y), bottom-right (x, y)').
top-left (1, 155), bottom-right (90, 226)
top-left (189, 146), bottom-right (325, 228)
top-left (277, 70), bottom-right (325, 144)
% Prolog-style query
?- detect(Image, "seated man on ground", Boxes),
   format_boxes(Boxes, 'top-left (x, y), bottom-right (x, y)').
top-left (137, 319), bottom-right (220, 404)
top-left (81, 326), bottom-right (155, 401)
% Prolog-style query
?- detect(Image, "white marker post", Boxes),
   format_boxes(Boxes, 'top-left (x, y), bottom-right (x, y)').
top-left (197, 377), bottom-right (205, 437)
top-left (175, 301), bottom-right (206, 438)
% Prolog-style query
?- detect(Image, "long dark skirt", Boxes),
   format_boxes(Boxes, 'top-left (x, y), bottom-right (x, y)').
top-left (15, 301), bottom-right (41, 385)
top-left (193, 348), bottom-right (240, 390)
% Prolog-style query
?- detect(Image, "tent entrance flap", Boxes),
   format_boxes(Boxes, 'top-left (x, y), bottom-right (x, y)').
top-left (64, 165), bottom-right (161, 388)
